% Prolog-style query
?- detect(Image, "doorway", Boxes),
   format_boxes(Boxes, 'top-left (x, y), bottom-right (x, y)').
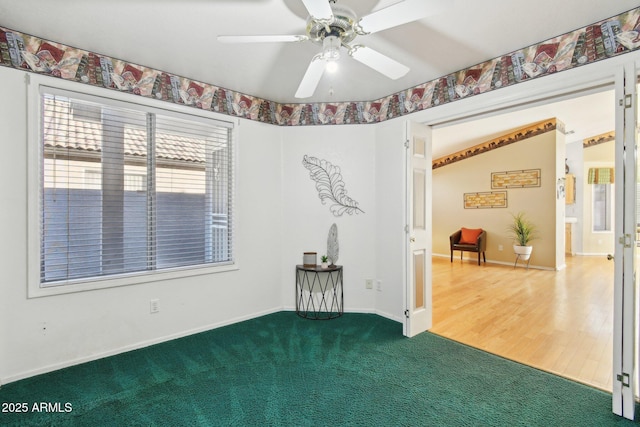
top-left (428, 89), bottom-right (617, 391)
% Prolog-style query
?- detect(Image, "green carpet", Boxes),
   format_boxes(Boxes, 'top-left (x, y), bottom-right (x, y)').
top-left (0, 312), bottom-right (637, 426)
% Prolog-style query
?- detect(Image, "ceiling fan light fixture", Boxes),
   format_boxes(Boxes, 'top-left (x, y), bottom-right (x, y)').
top-left (321, 35), bottom-right (341, 62)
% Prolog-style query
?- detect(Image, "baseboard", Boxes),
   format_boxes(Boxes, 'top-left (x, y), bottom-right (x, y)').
top-left (375, 310), bottom-right (403, 323)
top-left (433, 252), bottom-right (554, 270)
top-left (487, 259), bottom-right (556, 271)
top-left (1, 306), bottom-right (283, 387)
top-left (432, 253), bottom-right (449, 259)
top-left (575, 252), bottom-right (611, 257)
top-left (284, 306), bottom-right (403, 324)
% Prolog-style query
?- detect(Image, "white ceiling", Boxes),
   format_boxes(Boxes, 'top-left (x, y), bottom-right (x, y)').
top-left (0, 0), bottom-right (635, 155)
top-left (431, 88), bottom-right (616, 159)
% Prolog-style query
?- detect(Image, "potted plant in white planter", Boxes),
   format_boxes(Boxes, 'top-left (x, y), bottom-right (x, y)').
top-left (320, 255), bottom-right (329, 269)
top-left (508, 212), bottom-right (538, 261)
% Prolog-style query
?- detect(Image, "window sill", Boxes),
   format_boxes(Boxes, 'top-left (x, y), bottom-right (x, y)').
top-left (28, 263), bottom-right (238, 298)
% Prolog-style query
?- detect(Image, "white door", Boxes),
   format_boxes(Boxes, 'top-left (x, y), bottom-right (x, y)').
top-left (404, 120), bottom-right (432, 337)
top-left (613, 61), bottom-right (638, 419)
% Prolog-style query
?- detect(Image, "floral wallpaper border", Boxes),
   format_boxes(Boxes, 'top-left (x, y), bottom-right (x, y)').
top-left (1, 7), bottom-right (639, 127)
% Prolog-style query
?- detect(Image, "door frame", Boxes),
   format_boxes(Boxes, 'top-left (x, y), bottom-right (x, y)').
top-left (612, 61), bottom-right (637, 419)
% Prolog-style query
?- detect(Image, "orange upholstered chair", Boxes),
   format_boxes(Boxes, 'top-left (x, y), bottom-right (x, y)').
top-left (450, 228), bottom-right (486, 265)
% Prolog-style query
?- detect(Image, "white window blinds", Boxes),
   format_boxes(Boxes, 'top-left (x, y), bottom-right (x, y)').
top-left (40, 92), bottom-right (234, 285)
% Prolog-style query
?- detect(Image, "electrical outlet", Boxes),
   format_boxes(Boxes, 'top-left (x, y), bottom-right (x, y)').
top-left (498, 244), bottom-right (503, 251)
top-left (376, 280), bottom-right (382, 291)
top-left (366, 279), bottom-right (373, 289)
top-left (150, 299), bottom-right (160, 314)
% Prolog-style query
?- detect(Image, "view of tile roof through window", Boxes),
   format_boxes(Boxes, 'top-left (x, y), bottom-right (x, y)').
top-left (42, 96), bottom-right (229, 164)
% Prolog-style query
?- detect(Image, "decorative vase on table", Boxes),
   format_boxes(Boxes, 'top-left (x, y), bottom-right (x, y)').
top-left (327, 223), bottom-right (339, 267)
top-left (303, 252), bottom-right (317, 267)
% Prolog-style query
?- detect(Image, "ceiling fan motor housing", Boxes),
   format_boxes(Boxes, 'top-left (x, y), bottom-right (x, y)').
top-left (306, 4), bottom-right (358, 46)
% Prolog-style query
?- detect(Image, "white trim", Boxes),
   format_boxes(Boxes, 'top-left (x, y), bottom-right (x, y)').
top-left (29, 73), bottom-right (239, 126)
top-left (613, 60), bottom-right (638, 419)
top-left (431, 253), bottom-right (557, 271)
top-left (575, 252), bottom-right (614, 257)
top-left (373, 309), bottom-right (404, 324)
top-left (29, 264), bottom-right (240, 298)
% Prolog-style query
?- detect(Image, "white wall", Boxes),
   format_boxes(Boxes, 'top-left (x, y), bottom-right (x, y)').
top-left (280, 124), bottom-right (379, 314)
top-left (278, 120), bottom-right (409, 322)
top-left (565, 140), bottom-right (584, 252)
top-left (0, 68), bottom-right (286, 384)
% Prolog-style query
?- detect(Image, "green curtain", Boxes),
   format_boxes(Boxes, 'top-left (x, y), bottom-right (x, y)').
top-left (587, 167), bottom-right (614, 184)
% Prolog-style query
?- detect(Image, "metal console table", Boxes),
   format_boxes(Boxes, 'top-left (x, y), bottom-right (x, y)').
top-left (295, 264), bottom-right (343, 320)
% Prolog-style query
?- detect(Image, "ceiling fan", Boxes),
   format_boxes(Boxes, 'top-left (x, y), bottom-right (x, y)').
top-left (218, 0), bottom-right (448, 99)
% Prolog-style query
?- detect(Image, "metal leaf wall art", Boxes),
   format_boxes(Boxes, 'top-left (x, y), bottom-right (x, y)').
top-left (302, 155), bottom-right (364, 216)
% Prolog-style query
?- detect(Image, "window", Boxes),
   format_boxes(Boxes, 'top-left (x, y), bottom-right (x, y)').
top-left (36, 89), bottom-right (235, 289)
top-left (592, 183), bottom-right (612, 232)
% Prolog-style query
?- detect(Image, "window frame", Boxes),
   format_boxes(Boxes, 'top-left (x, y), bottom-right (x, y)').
top-left (27, 76), bottom-right (239, 298)
top-left (592, 182), bottom-right (614, 233)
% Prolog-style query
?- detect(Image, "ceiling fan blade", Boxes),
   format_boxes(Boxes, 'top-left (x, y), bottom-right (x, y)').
top-left (349, 46), bottom-right (409, 79)
top-left (358, 0), bottom-right (449, 34)
top-left (295, 55), bottom-right (326, 98)
top-left (218, 35), bottom-right (308, 43)
top-left (301, 0), bottom-right (333, 20)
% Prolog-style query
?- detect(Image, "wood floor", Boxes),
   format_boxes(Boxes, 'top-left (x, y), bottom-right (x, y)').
top-left (430, 254), bottom-right (614, 392)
